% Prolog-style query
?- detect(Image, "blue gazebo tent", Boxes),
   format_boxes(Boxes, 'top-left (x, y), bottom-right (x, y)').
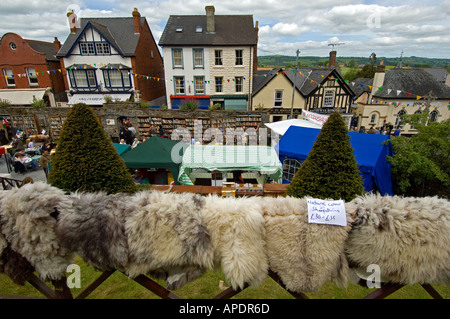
top-left (276, 126), bottom-right (393, 196)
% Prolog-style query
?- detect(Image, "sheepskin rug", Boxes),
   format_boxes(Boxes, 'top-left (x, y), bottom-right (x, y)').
top-left (56, 191), bottom-right (131, 272)
top-left (345, 193), bottom-right (450, 285)
top-left (124, 191), bottom-right (214, 290)
top-left (202, 195), bottom-right (268, 290)
top-left (261, 196), bottom-right (354, 293)
top-left (0, 182), bottom-right (76, 282)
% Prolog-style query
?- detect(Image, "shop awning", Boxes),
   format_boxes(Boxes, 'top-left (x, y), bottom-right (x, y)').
top-left (0, 88), bottom-right (48, 105)
top-left (67, 93), bottom-right (132, 105)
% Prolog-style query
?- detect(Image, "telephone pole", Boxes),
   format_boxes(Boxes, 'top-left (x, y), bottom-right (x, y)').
top-left (290, 49), bottom-right (300, 119)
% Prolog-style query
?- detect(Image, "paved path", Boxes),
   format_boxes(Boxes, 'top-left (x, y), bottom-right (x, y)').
top-left (0, 154), bottom-right (47, 184)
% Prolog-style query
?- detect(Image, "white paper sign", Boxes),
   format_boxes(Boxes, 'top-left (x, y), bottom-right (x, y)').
top-left (307, 198), bottom-right (347, 226)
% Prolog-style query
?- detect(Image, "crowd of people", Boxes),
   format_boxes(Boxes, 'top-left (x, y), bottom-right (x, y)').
top-left (118, 117), bottom-right (166, 148)
top-left (350, 122), bottom-right (402, 136)
top-left (1, 125), bottom-right (55, 179)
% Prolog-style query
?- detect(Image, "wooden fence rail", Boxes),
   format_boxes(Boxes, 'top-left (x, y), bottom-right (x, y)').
top-left (0, 268), bottom-right (443, 300)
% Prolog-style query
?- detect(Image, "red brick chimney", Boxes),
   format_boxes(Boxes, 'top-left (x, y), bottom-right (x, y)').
top-left (132, 8), bottom-right (141, 34)
top-left (329, 50), bottom-right (337, 67)
top-left (53, 37), bottom-right (61, 54)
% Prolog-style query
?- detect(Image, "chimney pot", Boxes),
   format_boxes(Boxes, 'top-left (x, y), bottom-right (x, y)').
top-left (377, 60), bottom-right (386, 73)
top-left (205, 6), bottom-right (215, 33)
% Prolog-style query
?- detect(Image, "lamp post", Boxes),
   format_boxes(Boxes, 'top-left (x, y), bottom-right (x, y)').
top-left (290, 49), bottom-right (300, 119)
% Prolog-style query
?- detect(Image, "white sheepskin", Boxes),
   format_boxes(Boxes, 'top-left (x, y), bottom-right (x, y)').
top-left (202, 195), bottom-right (268, 290)
top-left (261, 196), bottom-right (353, 293)
top-left (124, 191), bottom-right (214, 290)
top-left (345, 193), bottom-right (450, 285)
top-left (0, 191), bottom-right (8, 263)
top-left (0, 182), bottom-right (76, 281)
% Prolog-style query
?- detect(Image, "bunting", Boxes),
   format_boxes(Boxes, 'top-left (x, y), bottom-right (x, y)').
top-left (4, 65), bottom-right (445, 109)
top-left (349, 81), bottom-right (441, 105)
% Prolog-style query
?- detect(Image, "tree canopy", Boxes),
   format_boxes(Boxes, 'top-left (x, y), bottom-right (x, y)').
top-left (286, 111), bottom-right (365, 201)
top-left (386, 114), bottom-right (449, 198)
top-left (48, 103), bottom-right (137, 194)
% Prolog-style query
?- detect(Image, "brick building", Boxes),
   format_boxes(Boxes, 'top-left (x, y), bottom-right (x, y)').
top-left (0, 33), bottom-right (67, 107)
top-left (57, 8), bottom-right (165, 106)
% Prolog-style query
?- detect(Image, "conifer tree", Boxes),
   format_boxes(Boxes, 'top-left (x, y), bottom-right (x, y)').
top-left (286, 111), bottom-right (364, 201)
top-left (48, 103), bottom-right (137, 194)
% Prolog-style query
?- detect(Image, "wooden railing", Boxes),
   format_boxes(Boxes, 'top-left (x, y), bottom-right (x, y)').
top-left (0, 176), bottom-right (23, 190)
top-left (0, 269), bottom-right (443, 300)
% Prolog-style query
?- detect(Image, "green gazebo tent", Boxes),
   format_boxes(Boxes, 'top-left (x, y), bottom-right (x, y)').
top-left (178, 145), bottom-right (283, 185)
top-left (121, 136), bottom-right (186, 185)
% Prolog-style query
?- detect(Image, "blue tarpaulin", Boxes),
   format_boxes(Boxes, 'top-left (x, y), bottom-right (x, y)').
top-left (276, 126), bottom-right (393, 196)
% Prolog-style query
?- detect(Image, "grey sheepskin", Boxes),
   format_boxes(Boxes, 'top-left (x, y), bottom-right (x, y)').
top-left (202, 195), bottom-right (268, 290)
top-left (55, 191), bottom-right (131, 272)
top-left (261, 196), bottom-right (353, 293)
top-left (124, 191), bottom-right (214, 290)
top-left (345, 193), bottom-right (450, 285)
top-left (0, 182), bottom-right (76, 282)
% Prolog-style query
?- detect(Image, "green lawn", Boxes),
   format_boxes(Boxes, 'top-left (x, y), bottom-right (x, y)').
top-left (1, 256), bottom-right (448, 299)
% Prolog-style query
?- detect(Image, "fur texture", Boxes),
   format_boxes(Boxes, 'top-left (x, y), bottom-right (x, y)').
top-left (0, 182), bottom-right (76, 281)
top-left (345, 193), bottom-right (450, 285)
top-left (202, 195), bottom-right (268, 290)
top-left (261, 196), bottom-right (353, 293)
top-left (124, 191), bottom-right (214, 290)
top-left (56, 191), bottom-right (131, 272)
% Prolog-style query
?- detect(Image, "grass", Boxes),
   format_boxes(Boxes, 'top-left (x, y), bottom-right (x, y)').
top-left (1, 256), bottom-right (449, 299)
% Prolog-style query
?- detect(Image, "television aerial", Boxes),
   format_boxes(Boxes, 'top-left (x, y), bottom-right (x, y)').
top-left (328, 42), bottom-right (345, 50)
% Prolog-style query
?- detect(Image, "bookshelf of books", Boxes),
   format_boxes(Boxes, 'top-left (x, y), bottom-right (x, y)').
top-left (11, 115), bottom-right (39, 135)
top-left (49, 116), bottom-right (66, 140)
top-left (136, 115), bottom-right (262, 141)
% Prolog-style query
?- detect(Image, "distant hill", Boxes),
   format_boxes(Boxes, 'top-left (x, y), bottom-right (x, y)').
top-left (258, 55), bottom-right (450, 70)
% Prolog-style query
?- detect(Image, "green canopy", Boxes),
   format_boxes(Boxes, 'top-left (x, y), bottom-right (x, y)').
top-left (178, 145), bottom-right (283, 185)
top-left (121, 136), bottom-right (186, 185)
top-left (113, 143), bottom-right (131, 156)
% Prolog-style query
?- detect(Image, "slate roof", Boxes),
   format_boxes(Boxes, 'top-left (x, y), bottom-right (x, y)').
top-left (57, 17), bottom-right (145, 57)
top-left (423, 68), bottom-right (448, 83)
top-left (350, 77), bottom-right (373, 98)
top-left (159, 15), bottom-right (257, 46)
top-left (372, 68), bottom-right (450, 99)
top-left (25, 40), bottom-right (59, 62)
top-left (252, 67), bottom-right (355, 97)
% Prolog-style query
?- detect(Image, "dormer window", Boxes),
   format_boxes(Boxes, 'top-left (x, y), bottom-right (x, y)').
top-left (196, 26), bottom-right (203, 33)
top-left (79, 42), bottom-right (111, 56)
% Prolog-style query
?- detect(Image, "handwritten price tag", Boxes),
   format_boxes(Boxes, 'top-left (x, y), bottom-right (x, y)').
top-left (307, 198), bottom-right (347, 226)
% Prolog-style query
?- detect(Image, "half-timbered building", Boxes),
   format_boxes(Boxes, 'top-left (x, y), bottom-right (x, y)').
top-left (251, 66), bottom-right (355, 123)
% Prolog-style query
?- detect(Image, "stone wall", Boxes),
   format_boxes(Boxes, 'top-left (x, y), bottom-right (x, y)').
top-left (0, 103), bottom-right (270, 141)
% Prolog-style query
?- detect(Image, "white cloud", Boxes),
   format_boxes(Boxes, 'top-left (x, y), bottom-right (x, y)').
top-left (0, 0), bottom-right (448, 58)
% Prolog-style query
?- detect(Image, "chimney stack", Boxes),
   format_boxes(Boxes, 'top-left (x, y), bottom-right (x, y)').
top-left (67, 10), bottom-right (79, 33)
top-left (205, 6), bottom-right (215, 33)
top-left (132, 8), bottom-right (141, 34)
top-left (329, 50), bottom-right (337, 67)
top-left (53, 37), bottom-right (61, 54)
top-left (370, 60), bottom-right (386, 101)
top-left (253, 21), bottom-right (259, 73)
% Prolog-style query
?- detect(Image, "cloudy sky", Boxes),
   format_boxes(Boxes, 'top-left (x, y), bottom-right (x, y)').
top-left (1, 0), bottom-right (449, 59)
